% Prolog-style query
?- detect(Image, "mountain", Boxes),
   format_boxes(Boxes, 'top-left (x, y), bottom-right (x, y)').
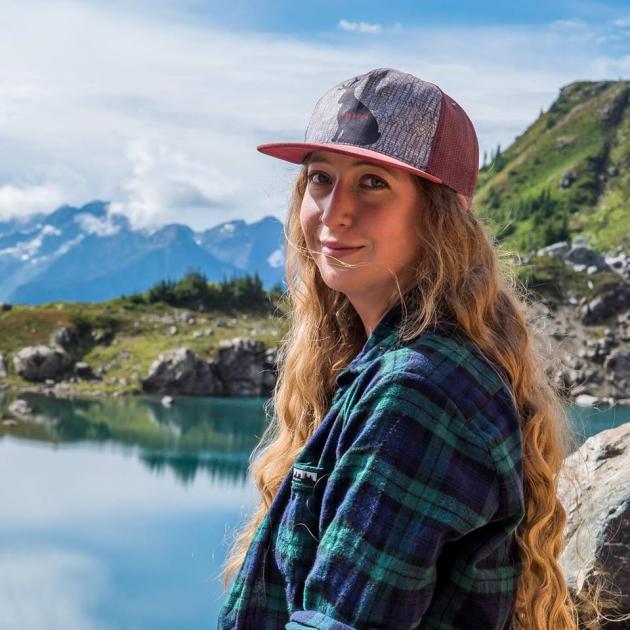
top-left (5, 80), bottom-right (627, 304)
top-left (476, 80), bottom-right (630, 253)
top-left (0, 202), bottom-right (285, 304)
top-left (197, 216), bottom-right (285, 289)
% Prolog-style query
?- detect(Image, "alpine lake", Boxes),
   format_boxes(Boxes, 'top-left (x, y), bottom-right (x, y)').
top-left (0, 392), bottom-right (628, 629)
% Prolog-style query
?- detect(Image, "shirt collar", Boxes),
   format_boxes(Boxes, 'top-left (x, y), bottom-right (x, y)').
top-left (335, 300), bottom-right (406, 387)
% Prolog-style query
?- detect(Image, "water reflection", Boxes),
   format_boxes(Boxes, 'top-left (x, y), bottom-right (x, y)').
top-left (2, 392), bottom-right (629, 484)
top-left (0, 393), bottom-right (267, 486)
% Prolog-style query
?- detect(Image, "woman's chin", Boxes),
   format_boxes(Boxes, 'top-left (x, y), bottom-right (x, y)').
top-left (318, 267), bottom-right (362, 293)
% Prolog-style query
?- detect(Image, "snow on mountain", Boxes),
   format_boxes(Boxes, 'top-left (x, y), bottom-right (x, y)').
top-left (0, 201), bottom-right (285, 304)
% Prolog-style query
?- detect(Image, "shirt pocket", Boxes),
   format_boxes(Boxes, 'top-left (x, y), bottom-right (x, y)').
top-left (274, 462), bottom-right (331, 603)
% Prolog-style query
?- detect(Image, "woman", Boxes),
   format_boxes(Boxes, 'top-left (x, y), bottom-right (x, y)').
top-left (219, 68), bottom-right (612, 629)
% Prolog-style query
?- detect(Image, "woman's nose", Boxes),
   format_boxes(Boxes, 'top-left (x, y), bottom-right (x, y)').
top-left (320, 180), bottom-right (357, 227)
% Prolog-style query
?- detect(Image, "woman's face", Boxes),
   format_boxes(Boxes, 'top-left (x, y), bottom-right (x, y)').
top-left (300, 150), bottom-right (423, 306)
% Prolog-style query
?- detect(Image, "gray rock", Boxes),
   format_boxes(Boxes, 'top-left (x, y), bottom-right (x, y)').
top-left (161, 395), bottom-right (174, 407)
top-left (559, 169), bottom-right (577, 188)
top-left (536, 241), bottom-right (571, 258)
top-left (13, 345), bottom-right (73, 382)
top-left (605, 252), bottom-right (630, 279)
top-left (74, 361), bottom-right (96, 380)
top-left (262, 348), bottom-right (278, 392)
top-left (574, 394), bottom-right (600, 407)
top-left (581, 285), bottom-right (630, 325)
top-left (92, 328), bottom-right (114, 345)
top-left (564, 245), bottom-right (608, 271)
top-left (49, 326), bottom-right (80, 352)
top-left (141, 348), bottom-right (220, 395)
top-left (604, 350), bottom-right (630, 380)
top-left (558, 422), bottom-right (630, 615)
top-left (215, 338), bottom-right (276, 396)
top-left (0, 352), bottom-right (6, 379)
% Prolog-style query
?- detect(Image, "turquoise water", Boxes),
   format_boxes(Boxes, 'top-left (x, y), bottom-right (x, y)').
top-left (0, 393), bottom-right (627, 629)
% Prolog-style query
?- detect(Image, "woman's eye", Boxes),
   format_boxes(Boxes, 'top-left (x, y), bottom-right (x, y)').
top-left (364, 175), bottom-right (387, 189)
top-left (306, 171), bottom-right (388, 189)
top-left (307, 171), bottom-right (329, 185)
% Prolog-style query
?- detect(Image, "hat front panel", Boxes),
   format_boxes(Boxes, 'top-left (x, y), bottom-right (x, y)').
top-left (304, 69), bottom-right (442, 173)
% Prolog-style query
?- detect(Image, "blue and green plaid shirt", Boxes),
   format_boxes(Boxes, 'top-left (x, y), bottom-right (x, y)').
top-left (218, 301), bottom-right (525, 629)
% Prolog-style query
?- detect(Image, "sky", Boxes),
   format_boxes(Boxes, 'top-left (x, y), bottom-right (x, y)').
top-left (0, 0), bottom-right (629, 231)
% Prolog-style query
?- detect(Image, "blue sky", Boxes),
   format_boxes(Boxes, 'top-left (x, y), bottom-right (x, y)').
top-left (0, 0), bottom-right (628, 229)
top-left (115, 0), bottom-right (630, 33)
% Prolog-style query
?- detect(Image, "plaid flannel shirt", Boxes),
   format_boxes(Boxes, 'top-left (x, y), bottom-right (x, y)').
top-left (218, 301), bottom-right (525, 629)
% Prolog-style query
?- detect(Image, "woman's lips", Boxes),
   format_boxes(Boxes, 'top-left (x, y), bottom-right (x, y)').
top-left (321, 244), bottom-right (364, 258)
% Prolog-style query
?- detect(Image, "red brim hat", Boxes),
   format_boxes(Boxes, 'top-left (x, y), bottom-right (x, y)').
top-left (256, 67), bottom-right (479, 210)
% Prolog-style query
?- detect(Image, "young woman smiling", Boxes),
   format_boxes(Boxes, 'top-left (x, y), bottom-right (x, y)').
top-left (218, 68), bottom-right (615, 629)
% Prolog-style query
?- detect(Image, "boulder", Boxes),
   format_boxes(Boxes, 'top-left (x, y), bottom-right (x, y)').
top-left (559, 169), bottom-right (577, 189)
top-left (605, 252), bottom-right (630, 280)
top-left (558, 422), bottom-right (630, 615)
top-left (74, 361), bottom-right (96, 380)
top-left (141, 348), bottom-right (220, 395)
top-left (49, 326), bottom-right (81, 352)
top-left (564, 245), bottom-right (608, 271)
top-left (12, 345), bottom-right (73, 382)
top-left (0, 352), bottom-right (6, 379)
top-left (581, 285), bottom-right (630, 325)
top-left (215, 338), bottom-right (276, 396)
top-left (574, 394), bottom-right (600, 407)
top-left (604, 350), bottom-right (630, 380)
top-left (536, 241), bottom-right (571, 258)
top-left (262, 348), bottom-right (278, 392)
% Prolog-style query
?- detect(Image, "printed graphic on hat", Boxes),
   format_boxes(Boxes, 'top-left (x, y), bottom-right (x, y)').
top-left (331, 87), bottom-right (381, 146)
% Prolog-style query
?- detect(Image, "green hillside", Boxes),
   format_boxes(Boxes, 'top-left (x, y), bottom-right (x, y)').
top-left (476, 80), bottom-right (630, 253)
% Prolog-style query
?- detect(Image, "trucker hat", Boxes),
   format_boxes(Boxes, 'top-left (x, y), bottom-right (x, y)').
top-left (256, 67), bottom-right (479, 207)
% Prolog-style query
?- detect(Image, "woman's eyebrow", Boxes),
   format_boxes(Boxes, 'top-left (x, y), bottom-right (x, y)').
top-left (307, 156), bottom-right (401, 179)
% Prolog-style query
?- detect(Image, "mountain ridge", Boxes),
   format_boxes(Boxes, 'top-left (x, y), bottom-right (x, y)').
top-left (0, 203), bottom-right (285, 304)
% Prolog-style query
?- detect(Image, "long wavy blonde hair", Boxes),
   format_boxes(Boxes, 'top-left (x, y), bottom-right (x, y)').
top-left (221, 164), bottom-right (627, 628)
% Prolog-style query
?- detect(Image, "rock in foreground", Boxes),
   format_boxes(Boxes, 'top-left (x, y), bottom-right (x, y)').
top-left (558, 422), bottom-right (630, 615)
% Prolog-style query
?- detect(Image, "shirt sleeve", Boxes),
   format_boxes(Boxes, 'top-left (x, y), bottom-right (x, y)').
top-left (285, 370), bottom-right (510, 630)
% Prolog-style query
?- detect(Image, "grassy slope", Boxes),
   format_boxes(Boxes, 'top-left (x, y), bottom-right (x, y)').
top-left (476, 80), bottom-right (630, 253)
top-left (0, 298), bottom-right (287, 394)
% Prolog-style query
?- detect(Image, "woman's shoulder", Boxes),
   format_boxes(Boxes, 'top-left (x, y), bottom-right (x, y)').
top-left (366, 325), bottom-right (520, 448)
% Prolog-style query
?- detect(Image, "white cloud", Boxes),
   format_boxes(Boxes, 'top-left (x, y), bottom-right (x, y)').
top-left (0, 547), bottom-right (110, 630)
top-left (0, 2), bottom-right (627, 229)
top-left (0, 184), bottom-right (66, 222)
top-left (0, 437), bottom-right (256, 529)
top-left (550, 17), bottom-right (589, 30)
top-left (74, 213), bottom-right (120, 237)
top-left (339, 19), bottom-right (383, 34)
top-left (108, 140), bottom-right (241, 230)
